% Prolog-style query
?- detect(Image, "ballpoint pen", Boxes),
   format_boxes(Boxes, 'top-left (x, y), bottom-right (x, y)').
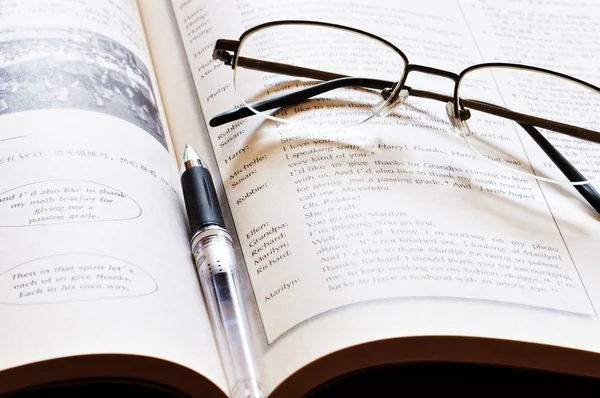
top-left (181, 144), bottom-right (263, 398)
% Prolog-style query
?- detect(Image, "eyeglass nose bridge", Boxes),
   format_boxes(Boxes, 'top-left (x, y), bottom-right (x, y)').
top-left (374, 65), bottom-right (474, 131)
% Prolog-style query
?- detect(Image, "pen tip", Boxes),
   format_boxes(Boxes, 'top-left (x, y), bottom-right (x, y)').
top-left (183, 144), bottom-right (206, 169)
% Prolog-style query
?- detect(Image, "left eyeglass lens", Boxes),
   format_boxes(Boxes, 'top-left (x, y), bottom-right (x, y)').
top-left (233, 23), bottom-right (406, 126)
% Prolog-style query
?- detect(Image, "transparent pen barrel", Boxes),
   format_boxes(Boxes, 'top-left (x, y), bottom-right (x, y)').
top-left (192, 228), bottom-right (263, 398)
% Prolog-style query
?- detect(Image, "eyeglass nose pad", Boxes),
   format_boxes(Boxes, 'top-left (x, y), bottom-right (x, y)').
top-left (446, 102), bottom-right (472, 137)
top-left (371, 89), bottom-right (409, 118)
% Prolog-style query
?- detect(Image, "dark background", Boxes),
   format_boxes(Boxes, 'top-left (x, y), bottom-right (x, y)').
top-left (5, 363), bottom-right (600, 398)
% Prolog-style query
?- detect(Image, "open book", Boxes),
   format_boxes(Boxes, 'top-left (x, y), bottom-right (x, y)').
top-left (1, 0), bottom-right (600, 396)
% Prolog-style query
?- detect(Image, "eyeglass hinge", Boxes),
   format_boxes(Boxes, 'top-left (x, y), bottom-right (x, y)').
top-left (213, 39), bottom-right (240, 67)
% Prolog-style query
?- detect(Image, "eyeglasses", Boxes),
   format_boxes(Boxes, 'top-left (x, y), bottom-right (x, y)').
top-left (210, 20), bottom-right (600, 213)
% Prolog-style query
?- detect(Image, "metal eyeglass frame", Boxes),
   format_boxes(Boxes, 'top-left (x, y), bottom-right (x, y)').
top-left (209, 20), bottom-right (600, 214)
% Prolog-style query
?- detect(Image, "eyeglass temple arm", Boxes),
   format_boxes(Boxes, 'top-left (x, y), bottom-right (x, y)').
top-left (517, 122), bottom-right (600, 214)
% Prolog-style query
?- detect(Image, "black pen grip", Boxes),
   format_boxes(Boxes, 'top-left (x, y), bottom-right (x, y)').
top-left (181, 166), bottom-right (225, 235)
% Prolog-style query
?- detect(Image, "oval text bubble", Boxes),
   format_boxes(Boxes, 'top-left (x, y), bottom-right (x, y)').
top-left (0, 253), bottom-right (157, 304)
top-left (0, 179), bottom-right (141, 227)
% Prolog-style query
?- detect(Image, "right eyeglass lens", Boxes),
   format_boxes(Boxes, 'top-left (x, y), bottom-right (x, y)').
top-left (457, 66), bottom-right (600, 184)
top-left (233, 23), bottom-right (406, 126)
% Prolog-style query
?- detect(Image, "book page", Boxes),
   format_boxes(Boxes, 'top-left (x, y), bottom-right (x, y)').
top-left (0, 1), bottom-right (225, 396)
top-left (172, 0), bottom-right (600, 394)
